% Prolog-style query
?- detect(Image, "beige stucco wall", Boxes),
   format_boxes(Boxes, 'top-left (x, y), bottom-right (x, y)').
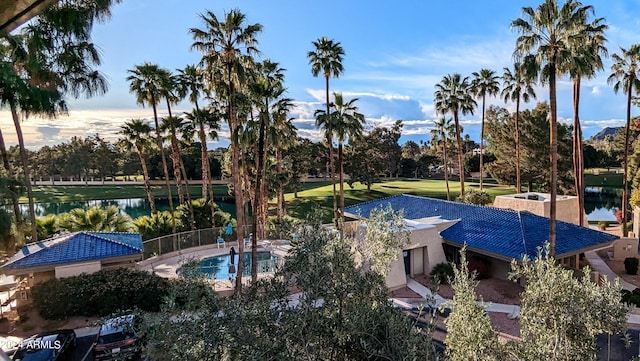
top-left (385, 225), bottom-right (447, 290)
top-left (612, 237), bottom-right (639, 260)
top-left (54, 261), bottom-right (102, 278)
top-left (493, 193), bottom-right (586, 225)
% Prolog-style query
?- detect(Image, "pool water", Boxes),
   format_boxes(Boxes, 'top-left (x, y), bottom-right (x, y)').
top-left (188, 251), bottom-right (275, 280)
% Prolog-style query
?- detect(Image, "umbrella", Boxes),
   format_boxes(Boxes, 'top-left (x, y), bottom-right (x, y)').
top-left (225, 223), bottom-right (233, 235)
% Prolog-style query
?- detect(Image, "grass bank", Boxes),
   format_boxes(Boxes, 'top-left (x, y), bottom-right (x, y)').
top-left (284, 178), bottom-right (517, 221)
top-left (22, 184), bottom-right (233, 203)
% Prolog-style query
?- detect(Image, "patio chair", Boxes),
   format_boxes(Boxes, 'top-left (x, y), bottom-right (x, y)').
top-left (217, 237), bottom-right (225, 248)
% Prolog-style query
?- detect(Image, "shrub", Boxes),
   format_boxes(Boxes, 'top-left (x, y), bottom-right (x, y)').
top-left (624, 257), bottom-right (639, 275)
top-left (430, 262), bottom-right (454, 284)
top-left (32, 268), bottom-right (170, 320)
top-left (456, 189), bottom-right (492, 206)
top-left (622, 289), bottom-right (640, 307)
top-left (597, 220), bottom-right (609, 231)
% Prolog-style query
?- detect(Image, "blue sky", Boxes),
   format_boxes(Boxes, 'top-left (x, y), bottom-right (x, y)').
top-left (4, 0), bottom-right (640, 149)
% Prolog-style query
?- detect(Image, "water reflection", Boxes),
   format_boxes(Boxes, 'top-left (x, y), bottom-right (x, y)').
top-left (584, 187), bottom-right (622, 222)
top-left (15, 197), bottom-right (236, 220)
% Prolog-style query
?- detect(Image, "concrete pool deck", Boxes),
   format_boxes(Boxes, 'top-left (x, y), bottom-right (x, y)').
top-left (136, 240), bottom-right (291, 292)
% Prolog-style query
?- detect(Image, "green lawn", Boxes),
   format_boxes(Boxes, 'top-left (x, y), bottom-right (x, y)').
top-left (284, 178), bottom-right (518, 221)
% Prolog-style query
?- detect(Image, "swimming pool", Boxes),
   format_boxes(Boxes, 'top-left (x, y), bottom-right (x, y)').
top-left (183, 251), bottom-right (277, 280)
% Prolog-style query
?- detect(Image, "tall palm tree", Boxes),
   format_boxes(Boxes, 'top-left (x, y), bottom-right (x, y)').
top-left (330, 93), bottom-right (365, 222)
top-left (191, 9), bottom-right (262, 293)
top-left (119, 119), bottom-right (156, 214)
top-left (608, 44), bottom-right (640, 237)
top-left (177, 65), bottom-right (216, 204)
top-left (1, 1), bottom-right (112, 242)
top-left (158, 69), bottom-right (194, 210)
top-left (269, 98), bottom-right (297, 222)
top-left (431, 117), bottom-right (455, 201)
top-left (564, 15), bottom-right (607, 227)
top-left (307, 37), bottom-right (344, 226)
top-left (502, 61), bottom-right (537, 193)
top-left (434, 74), bottom-right (476, 200)
top-left (471, 69), bottom-right (500, 191)
top-left (127, 63), bottom-right (177, 235)
top-left (512, 0), bottom-right (592, 256)
top-left (249, 60), bottom-right (285, 250)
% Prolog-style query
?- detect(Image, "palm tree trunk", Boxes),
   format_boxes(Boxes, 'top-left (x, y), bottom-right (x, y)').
top-left (10, 105), bottom-right (36, 242)
top-left (444, 141), bottom-right (450, 201)
top-left (549, 61), bottom-right (558, 257)
top-left (276, 148), bottom-right (285, 222)
top-left (136, 148), bottom-right (156, 214)
top-left (227, 69), bottom-right (244, 294)
top-left (151, 101), bottom-right (177, 238)
top-left (339, 141), bottom-right (345, 223)
top-left (453, 111), bottom-right (465, 200)
top-left (252, 110), bottom-right (268, 283)
top-left (177, 146), bottom-right (196, 230)
top-left (572, 78), bottom-right (585, 226)
top-left (515, 99), bottom-right (521, 193)
top-left (0, 127), bottom-right (23, 228)
top-left (623, 84), bottom-right (632, 237)
top-left (170, 141), bottom-right (185, 205)
top-left (479, 94), bottom-right (486, 191)
top-left (325, 76), bottom-right (338, 227)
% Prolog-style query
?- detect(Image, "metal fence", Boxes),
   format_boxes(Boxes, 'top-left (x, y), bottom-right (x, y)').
top-left (142, 225), bottom-right (294, 260)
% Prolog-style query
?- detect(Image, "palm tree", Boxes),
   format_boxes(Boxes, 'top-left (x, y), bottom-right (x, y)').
top-left (431, 117), bottom-right (455, 201)
top-left (61, 206), bottom-right (134, 232)
top-left (269, 98), bottom-right (297, 222)
top-left (177, 65), bottom-right (216, 204)
top-left (119, 119), bottom-right (156, 213)
top-left (608, 44), bottom-right (640, 237)
top-left (512, 0), bottom-right (592, 256)
top-left (563, 15), bottom-right (607, 227)
top-left (502, 61), bottom-right (537, 193)
top-left (307, 37), bottom-right (344, 226)
top-left (127, 63), bottom-right (177, 235)
top-left (191, 9), bottom-right (262, 293)
top-left (434, 74), bottom-right (476, 200)
top-left (471, 69), bottom-right (500, 191)
top-left (330, 93), bottom-right (365, 222)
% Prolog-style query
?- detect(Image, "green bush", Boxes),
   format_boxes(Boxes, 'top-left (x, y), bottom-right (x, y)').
top-left (430, 262), bottom-right (454, 284)
top-left (597, 220), bottom-right (610, 231)
top-left (32, 268), bottom-right (170, 320)
top-left (625, 257), bottom-right (639, 275)
top-left (622, 289), bottom-right (640, 307)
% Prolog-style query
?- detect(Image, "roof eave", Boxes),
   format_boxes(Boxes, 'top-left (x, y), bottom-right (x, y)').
top-left (1, 253), bottom-right (142, 276)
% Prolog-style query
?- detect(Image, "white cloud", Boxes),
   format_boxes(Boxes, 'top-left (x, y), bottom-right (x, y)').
top-left (591, 86), bottom-right (601, 95)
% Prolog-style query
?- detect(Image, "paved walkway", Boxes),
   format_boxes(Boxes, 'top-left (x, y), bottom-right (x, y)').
top-left (584, 248), bottom-right (636, 290)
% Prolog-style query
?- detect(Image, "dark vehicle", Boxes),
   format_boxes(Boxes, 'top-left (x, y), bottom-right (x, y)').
top-left (93, 315), bottom-right (143, 360)
top-left (12, 329), bottom-right (76, 361)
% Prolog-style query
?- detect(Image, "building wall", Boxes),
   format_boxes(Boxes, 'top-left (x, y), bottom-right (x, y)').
top-left (612, 237), bottom-right (639, 260)
top-left (55, 261), bottom-right (102, 278)
top-left (493, 194), bottom-right (586, 225)
top-left (385, 226), bottom-right (447, 290)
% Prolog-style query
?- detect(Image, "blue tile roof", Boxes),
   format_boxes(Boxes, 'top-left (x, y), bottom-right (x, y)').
top-left (345, 194), bottom-right (617, 260)
top-left (2, 232), bottom-right (143, 270)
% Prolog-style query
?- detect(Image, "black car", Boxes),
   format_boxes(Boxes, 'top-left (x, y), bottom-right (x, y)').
top-left (93, 315), bottom-right (144, 360)
top-left (12, 329), bottom-right (76, 361)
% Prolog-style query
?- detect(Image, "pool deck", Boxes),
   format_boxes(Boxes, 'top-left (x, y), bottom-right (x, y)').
top-left (136, 240), bottom-right (291, 293)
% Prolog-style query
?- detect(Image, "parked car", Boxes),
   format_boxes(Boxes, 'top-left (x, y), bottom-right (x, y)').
top-left (93, 315), bottom-right (144, 360)
top-left (11, 329), bottom-right (76, 361)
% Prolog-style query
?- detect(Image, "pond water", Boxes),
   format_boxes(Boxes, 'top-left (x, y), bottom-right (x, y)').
top-left (584, 187), bottom-right (622, 222)
top-left (17, 197), bottom-right (236, 220)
